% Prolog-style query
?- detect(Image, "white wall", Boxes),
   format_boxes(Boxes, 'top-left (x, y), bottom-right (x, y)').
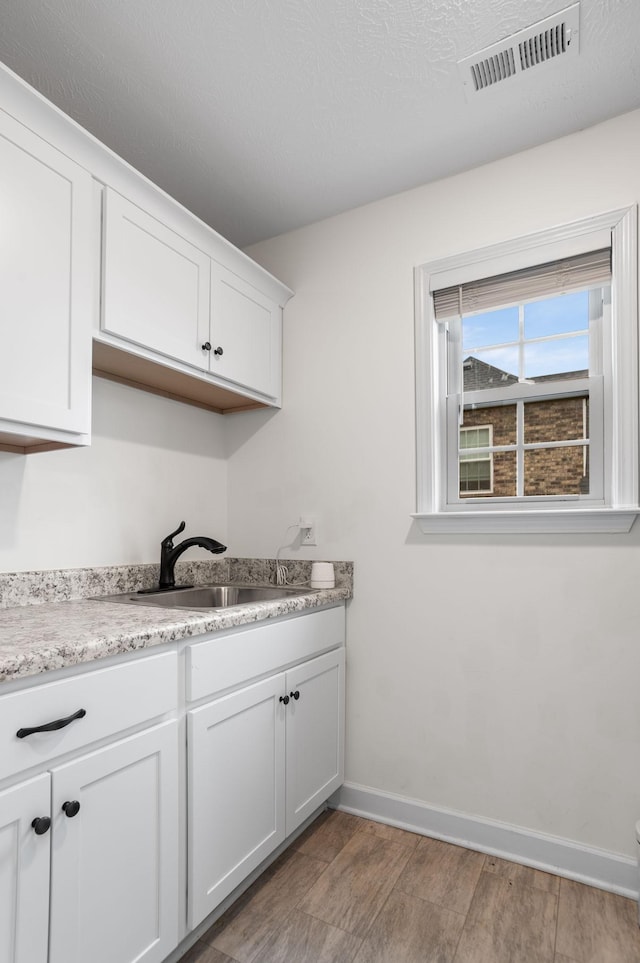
top-left (231, 108), bottom-right (640, 860)
top-left (0, 376), bottom-right (228, 572)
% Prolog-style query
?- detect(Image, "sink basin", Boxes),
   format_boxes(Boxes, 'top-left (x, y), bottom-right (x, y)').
top-left (99, 583), bottom-right (313, 610)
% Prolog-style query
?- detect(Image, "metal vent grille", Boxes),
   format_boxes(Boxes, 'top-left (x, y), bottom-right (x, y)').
top-left (470, 49), bottom-right (517, 92)
top-left (458, 3), bottom-right (580, 98)
top-left (519, 21), bottom-right (571, 70)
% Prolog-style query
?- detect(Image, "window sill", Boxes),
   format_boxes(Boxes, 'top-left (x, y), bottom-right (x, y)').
top-left (411, 509), bottom-right (639, 535)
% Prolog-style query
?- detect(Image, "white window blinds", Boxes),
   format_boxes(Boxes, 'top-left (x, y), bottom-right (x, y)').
top-left (432, 248), bottom-right (612, 320)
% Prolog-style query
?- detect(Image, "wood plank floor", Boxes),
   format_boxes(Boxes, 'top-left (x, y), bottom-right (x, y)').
top-left (179, 810), bottom-right (640, 963)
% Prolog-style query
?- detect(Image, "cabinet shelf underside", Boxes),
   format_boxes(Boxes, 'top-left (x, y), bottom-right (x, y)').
top-left (92, 341), bottom-right (269, 415)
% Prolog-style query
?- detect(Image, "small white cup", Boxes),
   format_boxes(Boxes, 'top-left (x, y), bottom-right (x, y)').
top-left (310, 562), bottom-right (335, 589)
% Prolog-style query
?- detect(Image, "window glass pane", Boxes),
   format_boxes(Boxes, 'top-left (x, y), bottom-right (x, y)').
top-left (462, 306), bottom-right (519, 351)
top-left (524, 290), bottom-right (589, 339)
top-left (460, 458), bottom-right (491, 493)
top-left (459, 451), bottom-right (517, 498)
top-left (463, 347), bottom-right (519, 390)
top-left (462, 404), bottom-right (516, 446)
top-left (524, 396), bottom-right (589, 444)
top-left (523, 335), bottom-right (588, 380)
top-left (460, 426), bottom-right (490, 450)
top-left (524, 447), bottom-right (589, 496)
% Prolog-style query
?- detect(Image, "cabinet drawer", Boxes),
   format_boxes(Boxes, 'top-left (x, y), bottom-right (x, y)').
top-left (0, 651), bottom-right (177, 782)
top-left (187, 605), bottom-right (345, 702)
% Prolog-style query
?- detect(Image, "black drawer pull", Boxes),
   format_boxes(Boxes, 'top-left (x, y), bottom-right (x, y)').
top-left (16, 708), bottom-right (87, 739)
top-left (62, 800), bottom-right (81, 818)
top-left (290, 690), bottom-right (300, 701)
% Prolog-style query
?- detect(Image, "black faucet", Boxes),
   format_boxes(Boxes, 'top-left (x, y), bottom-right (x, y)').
top-left (158, 521), bottom-right (226, 590)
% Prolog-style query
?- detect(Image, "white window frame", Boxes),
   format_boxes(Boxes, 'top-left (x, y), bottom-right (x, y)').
top-left (413, 207), bottom-right (639, 534)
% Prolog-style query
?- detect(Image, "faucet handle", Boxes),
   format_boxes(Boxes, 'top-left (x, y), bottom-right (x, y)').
top-left (162, 521), bottom-right (186, 549)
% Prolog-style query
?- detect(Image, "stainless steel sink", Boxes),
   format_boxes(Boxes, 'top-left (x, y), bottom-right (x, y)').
top-left (97, 583), bottom-right (313, 610)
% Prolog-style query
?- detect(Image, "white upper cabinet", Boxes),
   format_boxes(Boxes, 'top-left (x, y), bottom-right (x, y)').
top-left (209, 262), bottom-right (281, 398)
top-left (102, 190), bottom-right (210, 369)
top-left (0, 62), bottom-right (292, 436)
top-left (0, 109), bottom-right (93, 453)
top-left (98, 186), bottom-right (289, 411)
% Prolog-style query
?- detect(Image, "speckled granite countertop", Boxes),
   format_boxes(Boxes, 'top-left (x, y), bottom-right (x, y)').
top-left (0, 559), bottom-right (352, 685)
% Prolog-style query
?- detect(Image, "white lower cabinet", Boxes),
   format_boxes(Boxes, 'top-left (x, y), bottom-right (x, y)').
top-left (0, 649), bottom-right (179, 963)
top-left (0, 604), bottom-right (346, 962)
top-left (285, 649), bottom-right (345, 832)
top-left (0, 721), bottom-right (178, 963)
top-left (188, 674), bottom-right (286, 928)
top-left (187, 645), bottom-right (345, 930)
top-left (49, 721), bottom-right (179, 963)
top-left (0, 774), bottom-right (50, 963)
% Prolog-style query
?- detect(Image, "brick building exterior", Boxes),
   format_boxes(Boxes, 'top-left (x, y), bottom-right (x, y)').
top-left (461, 358), bottom-right (589, 497)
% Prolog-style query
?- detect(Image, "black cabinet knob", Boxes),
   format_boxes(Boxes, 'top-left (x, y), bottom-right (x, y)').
top-left (279, 694), bottom-right (290, 705)
top-left (213, 346), bottom-right (224, 356)
top-left (202, 341), bottom-right (212, 351)
top-left (31, 816), bottom-right (51, 835)
top-left (290, 690), bottom-right (300, 700)
top-left (62, 800), bottom-right (81, 818)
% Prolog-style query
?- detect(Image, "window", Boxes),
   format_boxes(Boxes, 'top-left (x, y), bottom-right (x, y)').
top-left (459, 425), bottom-right (493, 494)
top-left (413, 208), bottom-right (638, 533)
top-left (448, 276), bottom-right (604, 504)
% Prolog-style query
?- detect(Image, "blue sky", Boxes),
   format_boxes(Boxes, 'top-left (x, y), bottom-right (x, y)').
top-left (462, 291), bottom-right (590, 378)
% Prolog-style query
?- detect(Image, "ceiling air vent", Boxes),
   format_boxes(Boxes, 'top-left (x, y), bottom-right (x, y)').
top-left (458, 3), bottom-right (580, 99)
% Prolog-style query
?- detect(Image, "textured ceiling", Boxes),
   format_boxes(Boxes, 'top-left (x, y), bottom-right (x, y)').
top-left (1, 0), bottom-right (639, 247)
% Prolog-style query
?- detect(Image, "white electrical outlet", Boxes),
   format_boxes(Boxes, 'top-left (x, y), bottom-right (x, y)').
top-left (299, 516), bottom-right (317, 546)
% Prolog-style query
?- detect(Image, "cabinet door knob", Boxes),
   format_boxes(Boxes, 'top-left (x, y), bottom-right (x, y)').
top-left (290, 690), bottom-right (300, 700)
top-left (62, 800), bottom-right (81, 818)
top-left (31, 816), bottom-right (51, 835)
top-left (213, 346), bottom-right (224, 356)
top-left (202, 341), bottom-right (212, 351)
top-left (279, 694), bottom-right (290, 705)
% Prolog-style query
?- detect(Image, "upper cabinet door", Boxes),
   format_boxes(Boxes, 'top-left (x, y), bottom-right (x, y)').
top-left (0, 109), bottom-right (92, 439)
top-left (210, 261), bottom-right (281, 400)
top-left (102, 189), bottom-right (210, 370)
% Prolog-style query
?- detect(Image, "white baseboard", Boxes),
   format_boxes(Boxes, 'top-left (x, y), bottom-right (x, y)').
top-left (330, 782), bottom-right (639, 901)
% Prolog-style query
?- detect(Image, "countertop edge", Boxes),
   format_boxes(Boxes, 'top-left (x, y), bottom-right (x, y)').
top-left (0, 586), bottom-right (351, 686)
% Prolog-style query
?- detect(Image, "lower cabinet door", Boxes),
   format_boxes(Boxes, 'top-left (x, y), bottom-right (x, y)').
top-left (48, 721), bottom-right (179, 963)
top-left (285, 648), bottom-right (345, 835)
top-left (0, 774), bottom-right (50, 963)
top-left (188, 673), bottom-right (286, 929)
